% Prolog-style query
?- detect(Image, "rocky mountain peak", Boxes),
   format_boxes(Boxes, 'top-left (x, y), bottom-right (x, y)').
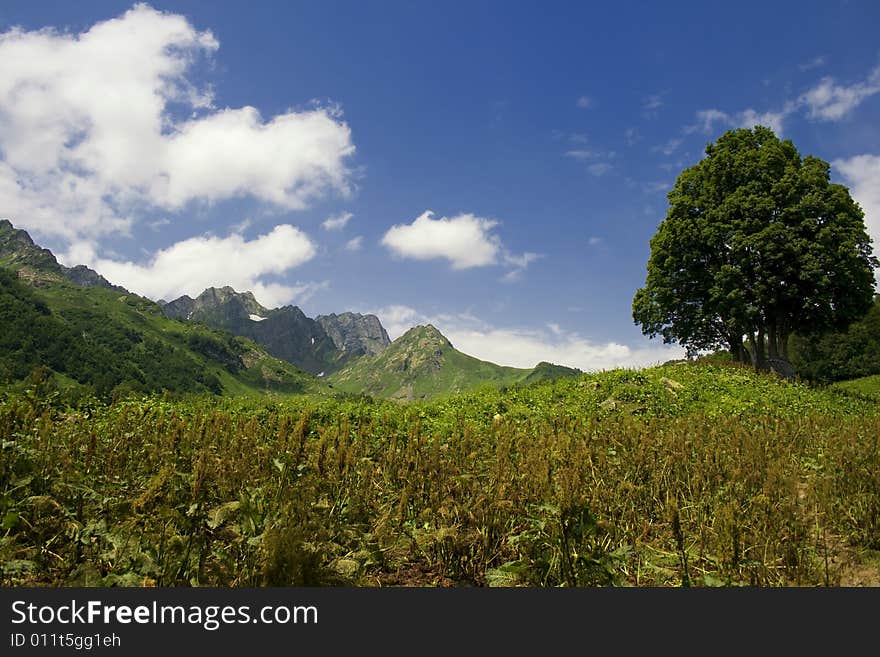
top-left (316, 311), bottom-right (391, 357)
top-left (195, 286), bottom-right (268, 316)
top-left (402, 324), bottom-right (452, 349)
top-left (0, 219), bottom-right (126, 292)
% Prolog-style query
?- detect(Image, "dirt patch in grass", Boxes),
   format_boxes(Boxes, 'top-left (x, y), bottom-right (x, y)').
top-left (825, 542), bottom-right (880, 587)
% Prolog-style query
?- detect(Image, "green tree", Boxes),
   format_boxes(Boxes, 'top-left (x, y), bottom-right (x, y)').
top-left (789, 295), bottom-right (880, 382)
top-left (633, 126), bottom-right (877, 370)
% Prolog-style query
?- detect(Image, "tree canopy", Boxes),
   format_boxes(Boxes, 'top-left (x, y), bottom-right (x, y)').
top-left (632, 126), bottom-right (878, 370)
top-left (790, 294), bottom-right (880, 383)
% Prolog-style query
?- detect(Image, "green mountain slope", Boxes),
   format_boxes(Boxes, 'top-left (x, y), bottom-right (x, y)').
top-left (326, 324), bottom-right (532, 400)
top-left (1, 219), bottom-right (579, 401)
top-left (519, 361), bottom-right (582, 385)
top-left (0, 219), bottom-right (328, 399)
top-left (0, 266), bottom-right (325, 399)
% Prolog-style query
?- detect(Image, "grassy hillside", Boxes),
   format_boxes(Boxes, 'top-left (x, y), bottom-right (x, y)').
top-left (327, 324), bottom-right (532, 400)
top-left (830, 374), bottom-right (880, 401)
top-left (2, 362), bottom-right (877, 588)
top-left (0, 266), bottom-right (326, 400)
top-left (427, 361), bottom-right (876, 427)
top-left (518, 361), bottom-right (582, 386)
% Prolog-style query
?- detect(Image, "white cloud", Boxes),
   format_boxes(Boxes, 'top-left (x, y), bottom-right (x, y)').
top-left (65, 223), bottom-right (319, 307)
top-left (689, 107), bottom-right (790, 135)
top-left (278, 280), bottom-right (330, 307)
top-left (500, 270), bottom-right (525, 283)
top-left (738, 107), bottom-right (791, 133)
top-left (624, 127), bottom-right (641, 146)
top-left (371, 304), bottom-right (424, 339)
top-left (371, 305), bottom-right (684, 370)
top-left (642, 181), bottom-right (670, 194)
top-left (686, 64), bottom-right (880, 139)
top-left (503, 251), bottom-right (541, 269)
top-left (642, 93), bottom-right (665, 118)
top-left (800, 66), bottom-right (880, 121)
top-left (565, 147), bottom-right (616, 177)
top-left (156, 106), bottom-right (353, 210)
top-left (799, 55), bottom-right (827, 72)
top-left (344, 235), bottom-right (363, 251)
top-left (380, 210), bottom-right (540, 279)
top-left (0, 4), bottom-right (355, 243)
top-left (322, 211), bottom-right (353, 231)
top-left (230, 218), bottom-right (252, 234)
top-left (564, 150), bottom-right (599, 160)
top-left (500, 251), bottom-right (541, 282)
top-left (576, 95), bottom-right (593, 109)
top-left (690, 109), bottom-right (730, 134)
top-left (381, 210), bottom-right (501, 269)
top-left (652, 137), bottom-right (683, 156)
top-left (833, 154), bottom-right (880, 268)
top-left (643, 94), bottom-right (664, 111)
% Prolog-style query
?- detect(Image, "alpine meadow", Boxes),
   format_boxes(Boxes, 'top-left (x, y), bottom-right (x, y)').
top-left (2, 2), bottom-right (880, 592)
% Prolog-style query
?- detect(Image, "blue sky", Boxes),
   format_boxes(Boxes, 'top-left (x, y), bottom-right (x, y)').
top-left (1, 1), bottom-right (879, 370)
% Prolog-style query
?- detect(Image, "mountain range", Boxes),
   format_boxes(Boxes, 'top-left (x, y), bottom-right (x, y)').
top-left (160, 286), bottom-right (390, 376)
top-left (0, 219), bottom-right (581, 400)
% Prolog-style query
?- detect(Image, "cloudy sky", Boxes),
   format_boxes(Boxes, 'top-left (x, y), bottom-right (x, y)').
top-left (1, 1), bottom-right (878, 371)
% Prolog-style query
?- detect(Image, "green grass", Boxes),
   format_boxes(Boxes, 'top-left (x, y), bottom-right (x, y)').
top-left (2, 362), bottom-right (878, 588)
top-left (830, 374), bottom-right (880, 401)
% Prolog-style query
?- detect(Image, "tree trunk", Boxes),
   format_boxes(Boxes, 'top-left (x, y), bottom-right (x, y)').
top-left (746, 332), bottom-right (757, 367)
top-left (778, 332), bottom-right (789, 361)
top-left (755, 327), bottom-right (768, 371)
top-left (727, 333), bottom-right (746, 363)
top-left (767, 323), bottom-right (779, 360)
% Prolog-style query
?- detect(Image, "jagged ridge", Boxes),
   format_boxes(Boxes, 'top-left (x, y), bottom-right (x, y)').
top-left (161, 287), bottom-right (390, 375)
top-left (0, 219), bottom-right (126, 292)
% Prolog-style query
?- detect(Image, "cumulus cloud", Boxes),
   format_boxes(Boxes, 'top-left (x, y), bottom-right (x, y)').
top-left (381, 210), bottom-right (540, 278)
top-left (0, 4), bottom-right (355, 243)
top-left (322, 211), bottom-right (353, 231)
top-left (381, 210), bottom-right (501, 269)
top-left (576, 95), bottom-right (593, 109)
top-left (64, 224), bottom-right (319, 308)
top-left (833, 154), bottom-right (880, 267)
top-left (370, 305), bottom-right (684, 370)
